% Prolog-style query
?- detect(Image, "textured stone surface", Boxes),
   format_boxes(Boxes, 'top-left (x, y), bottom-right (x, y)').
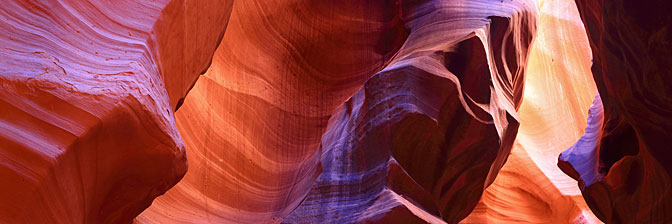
top-left (559, 0), bottom-right (672, 223)
top-left (7, 0), bottom-right (659, 223)
top-left (0, 0), bottom-right (231, 223)
top-left (463, 0), bottom-right (601, 222)
top-left (140, 0), bottom-right (539, 223)
top-left (283, 1), bottom-right (538, 223)
top-left (137, 1), bottom-right (409, 223)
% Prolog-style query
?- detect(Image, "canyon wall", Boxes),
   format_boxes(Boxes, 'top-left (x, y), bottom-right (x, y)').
top-left (559, 0), bottom-right (672, 223)
top-left (0, 0), bottom-right (231, 223)
top-left (139, 0), bottom-right (538, 223)
top-left (463, 0), bottom-right (601, 222)
top-left (4, 0), bottom-right (667, 223)
top-left (284, 2), bottom-right (538, 224)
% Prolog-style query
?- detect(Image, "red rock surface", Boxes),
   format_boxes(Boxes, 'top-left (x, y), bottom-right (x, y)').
top-left (137, 0), bottom-right (538, 223)
top-left (0, 0), bottom-right (231, 223)
top-left (4, 0), bottom-right (663, 223)
top-left (137, 1), bottom-right (410, 223)
top-left (283, 1), bottom-right (539, 223)
top-left (558, 0), bottom-right (672, 223)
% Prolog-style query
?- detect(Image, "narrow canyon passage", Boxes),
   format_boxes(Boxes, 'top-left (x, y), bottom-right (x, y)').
top-left (463, 0), bottom-right (600, 222)
top-left (1, 0), bottom-right (670, 223)
top-left (141, 0), bottom-right (539, 222)
top-left (139, 0), bottom-right (601, 223)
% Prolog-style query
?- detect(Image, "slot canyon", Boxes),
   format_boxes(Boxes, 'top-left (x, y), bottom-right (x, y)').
top-left (0, 0), bottom-right (670, 223)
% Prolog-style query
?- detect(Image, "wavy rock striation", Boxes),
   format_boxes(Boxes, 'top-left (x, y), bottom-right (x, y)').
top-left (559, 0), bottom-right (672, 223)
top-left (5, 0), bottom-right (640, 223)
top-left (463, 0), bottom-right (601, 222)
top-left (0, 0), bottom-right (232, 223)
top-left (140, 0), bottom-right (537, 223)
top-left (284, 1), bottom-right (538, 223)
top-left (138, 1), bottom-right (409, 223)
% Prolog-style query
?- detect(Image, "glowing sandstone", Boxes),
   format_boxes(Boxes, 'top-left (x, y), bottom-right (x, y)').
top-left (463, 0), bottom-right (601, 222)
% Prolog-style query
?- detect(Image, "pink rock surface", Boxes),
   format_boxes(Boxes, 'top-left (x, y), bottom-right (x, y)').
top-left (0, 0), bottom-right (231, 223)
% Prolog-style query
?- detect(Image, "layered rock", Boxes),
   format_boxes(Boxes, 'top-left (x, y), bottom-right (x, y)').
top-left (559, 0), bottom-right (672, 223)
top-left (0, 0), bottom-right (231, 223)
top-left (140, 0), bottom-right (538, 223)
top-left (463, 0), bottom-right (601, 222)
top-left (137, 1), bottom-right (408, 223)
top-left (6, 0), bottom-right (651, 223)
top-left (284, 1), bottom-right (538, 223)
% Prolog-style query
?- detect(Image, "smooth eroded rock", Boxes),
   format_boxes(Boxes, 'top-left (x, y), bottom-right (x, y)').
top-left (559, 0), bottom-right (672, 222)
top-left (0, 0), bottom-right (231, 223)
top-left (284, 0), bottom-right (538, 222)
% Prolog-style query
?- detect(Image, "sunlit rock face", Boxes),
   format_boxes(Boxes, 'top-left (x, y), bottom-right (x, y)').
top-left (139, 0), bottom-right (538, 223)
top-left (558, 0), bottom-right (672, 223)
top-left (463, 0), bottom-right (602, 223)
top-left (0, 0), bottom-right (231, 223)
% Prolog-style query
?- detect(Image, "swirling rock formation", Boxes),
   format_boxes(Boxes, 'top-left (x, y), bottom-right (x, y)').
top-left (559, 0), bottom-right (672, 223)
top-left (285, 3), bottom-right (539, 223)
top-left (463, 0), bottom-right (601, 222)
top-left (140, 0), bottom-right (538, 223)
top-left (0, 0), bottom-right (231, 223)
top-left (138, 1), bottom-right (409, 223)
top-left (6, 0), bottom-right (644, 223)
